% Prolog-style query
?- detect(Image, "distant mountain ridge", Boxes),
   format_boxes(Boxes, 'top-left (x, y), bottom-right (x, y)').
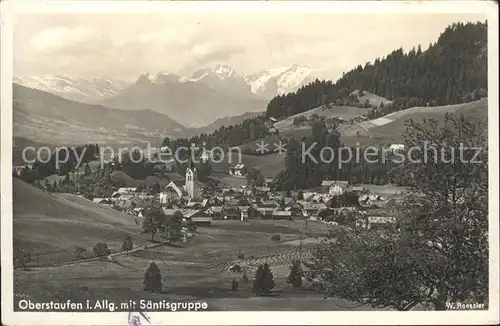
top-left (100, 71), bottom-right (268, 128)
top-left (13, 75), bottom-right (129, 103)
top-left (13, 83), bottom-right (186, 146)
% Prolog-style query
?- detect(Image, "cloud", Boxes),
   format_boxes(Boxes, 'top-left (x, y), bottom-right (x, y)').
top-left (29, 26), bottom-right (92, 54)
top-left (14, 13), bottom-right (486, 80)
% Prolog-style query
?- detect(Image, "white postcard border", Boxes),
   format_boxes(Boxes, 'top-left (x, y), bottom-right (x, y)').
top-left (1, 1), bottom-right (499, 325)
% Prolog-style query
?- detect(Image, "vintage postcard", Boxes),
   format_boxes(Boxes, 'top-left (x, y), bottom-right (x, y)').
top-left (1, 0), bottom-right (499, 325)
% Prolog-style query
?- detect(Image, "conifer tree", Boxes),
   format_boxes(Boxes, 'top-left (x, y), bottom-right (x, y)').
top-left (143, 262), bottom-right (162, 292)
top-left (252, 263), bottom-right (275, 295)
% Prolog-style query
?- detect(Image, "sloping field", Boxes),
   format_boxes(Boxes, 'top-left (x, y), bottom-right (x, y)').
top-left (274, 105), bottom-right (372, 132)
top-left (211, 152), bottom-right (285, 178)
top-left (13, 178), bottom-right (148, 265)
top-left (110, 170), bottom-right (172, 187)
top-left (354, 90), bottom-right (393, 108)
top-left (341, 99), bottom-right (487, 146)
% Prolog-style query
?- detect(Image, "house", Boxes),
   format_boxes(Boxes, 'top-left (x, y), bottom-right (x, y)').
top-left (268, 127), bottom-right (278, 135)
top-left (299, 201), bottom-right (327, 217)
top-left (93, 198), bottom-right (112, 205)
top-left (160, 181), bottom-right (184, 204)
top-left (367, 216), bottom-right (396, 230)
top-left (350, 186), bottom-right (366, 193)
top-left (190, 216), bottom-right (212, 227)
top-left (229, 164), bottom-right (247, 177)
top-left (389, 144), bottom-right (405, 152)
top-left (254, 186), bottom-right (271, 193)
top-left (359, 194), bottom-right (385, 208)
top-left (272, 209), bottom-right (292, 220)
top-left (321, 180), bottom-right (349, 196)
top-left (264, 177), bottom-right (274, 186)
top-left (133, 207), bottom-right (145, 218)
top-left (223, 207), bottom-right (240, 220)
top-left (207, 206), bottom-right (223, 219)
top-left (240, 210), bottom-right (249, 222)
top-left (117, 187), bottom-right (137, 194)
top-left (266, 117), bottom-right (278, 128)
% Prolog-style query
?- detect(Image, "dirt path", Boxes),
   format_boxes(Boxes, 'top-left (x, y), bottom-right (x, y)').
top-left (19, 240), bottom-right (171, 270)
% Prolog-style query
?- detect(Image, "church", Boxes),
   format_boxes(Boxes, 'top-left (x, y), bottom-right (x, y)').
top-left (159, 166), bottom-right (203, 204)
top-left (185, 167), bottom-right (203, 200)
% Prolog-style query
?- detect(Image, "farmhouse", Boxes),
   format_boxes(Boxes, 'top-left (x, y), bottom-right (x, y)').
top-left (229, 164), bottom-right (247, 177)
top-left (321, 180), bottom-right (349, 195)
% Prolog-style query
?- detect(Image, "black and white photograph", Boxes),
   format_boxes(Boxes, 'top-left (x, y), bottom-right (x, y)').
top-left (1, 1), bottom-right (499, 325)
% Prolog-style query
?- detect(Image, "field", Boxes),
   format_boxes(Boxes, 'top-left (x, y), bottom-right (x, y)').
top-left (14, 219), bottom-right (376, 311)
top-left (13, 179), bottom-right (381, 311)
top-left (13, 178), bottom-right (150, 266)
top-left (340, 98), bottom-right (488, 146)
top-left (274, 104), bottom-right (372, 132)
top-left (211, 152), bottom-right (286, 179)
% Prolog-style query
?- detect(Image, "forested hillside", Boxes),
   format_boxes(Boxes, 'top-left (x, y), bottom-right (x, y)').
top-left (266, 21), bottom-right (487, 120)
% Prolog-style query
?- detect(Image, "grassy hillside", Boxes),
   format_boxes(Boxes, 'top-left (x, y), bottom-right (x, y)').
top-left (13, 84), bottom-right (185, 145)
top-left (340, 98), bottom-right (487, 146)
top-left (13, 178), bottom-right (148, 266)
top-left (211, 152), bottom-right (286, 179)
top-left (274, 104), bottom-right (372, 132)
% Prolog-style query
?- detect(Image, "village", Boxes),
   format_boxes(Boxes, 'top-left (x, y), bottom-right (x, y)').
top-left (88, 158), bottom-right (405, 239)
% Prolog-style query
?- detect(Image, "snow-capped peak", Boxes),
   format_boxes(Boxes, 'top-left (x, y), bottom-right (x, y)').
top-left (213, 64), bottom-right (236, 79)
top-left (244, 64), bottom-right (315, 96)
top-left (14, 75), bottom-right (129, 102)
top-left (191, 64), bottom-right (239, 81)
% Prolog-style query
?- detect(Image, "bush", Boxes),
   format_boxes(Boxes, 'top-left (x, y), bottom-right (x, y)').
top-left (93, 242), bottom-right (111, 259)
top-left (270, 234), bottom-right (281, 242)
top-left (122, 236), bottom-right (133, 252)
top-left (75, 246), bottom-right (87, 259)
top-left (143, 262), bottom-right (162, 292)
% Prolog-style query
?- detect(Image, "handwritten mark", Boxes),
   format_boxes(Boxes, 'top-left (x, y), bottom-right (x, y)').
top-left (129, 311), bottom-right (150, 326)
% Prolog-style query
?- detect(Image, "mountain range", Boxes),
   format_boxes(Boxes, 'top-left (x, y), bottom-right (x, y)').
top-left (13, 84), bottom-right (186, 146)
top-left (14, 64), bottom-right (316, 127)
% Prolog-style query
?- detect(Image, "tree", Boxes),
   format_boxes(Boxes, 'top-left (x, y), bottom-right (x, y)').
top-left (252, 263), bottom-right (275, 295)
top-left (141, 205), bottom-right (166, 242)
top-left (93, 242), bottom-right (111, 260)
top-left (311, 113), bottom-right (488, 310)
top-left (164, 210), bottom-right (184, 242)
top-left (287, 260), bottom-right (303, 290)
top-left (122, 235), bottom-right (134, 253)
top-left (143, 262), bottom-right (162, 292)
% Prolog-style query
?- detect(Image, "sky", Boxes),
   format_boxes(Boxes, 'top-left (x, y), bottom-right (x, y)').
top-left (13, 13), bottom-right (486, 81)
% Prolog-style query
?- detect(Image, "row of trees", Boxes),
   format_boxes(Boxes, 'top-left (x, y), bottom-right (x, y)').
top-left (15, 144), bottom-right (100, 183)
top-left (161, 116), bottom-right (269, 155)
top-left (266, 22), bottom-right (487, 120)
top-left (141, 206), bottom-right (197, 242)
top-left (143, 260), bottom-right (303, 295)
